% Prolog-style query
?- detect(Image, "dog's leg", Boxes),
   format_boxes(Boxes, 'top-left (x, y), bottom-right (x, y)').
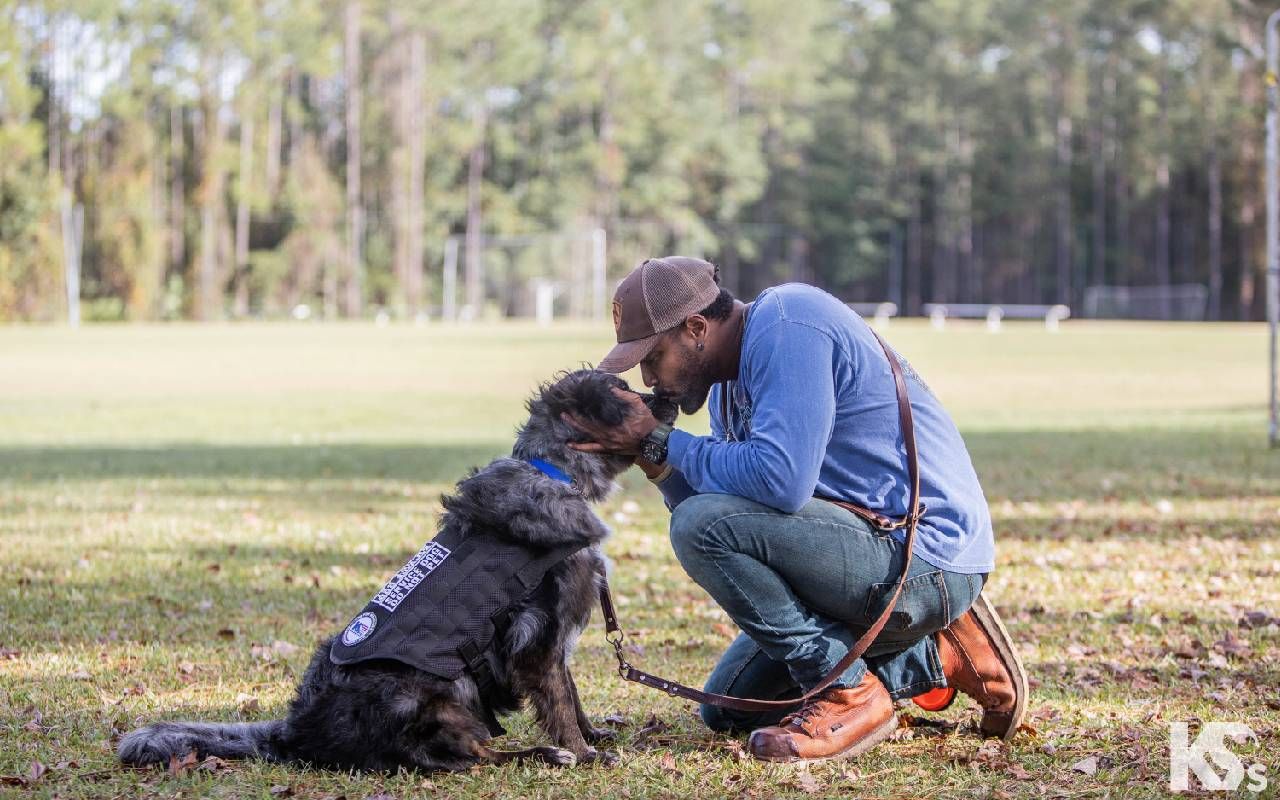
top-left (566, 666), bottom-right (614, 745)
top-left (476, 742), bottom-right (577, 768)
top-left (527, 666), bottom-right (617, 765)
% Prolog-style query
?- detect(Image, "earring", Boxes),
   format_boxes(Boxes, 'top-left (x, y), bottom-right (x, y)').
top-left (696, 341), bottom-right (704, 351)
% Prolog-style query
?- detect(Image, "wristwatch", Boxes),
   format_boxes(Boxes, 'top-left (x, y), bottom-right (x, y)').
top-left (639, 423), bottom-right (674, 465)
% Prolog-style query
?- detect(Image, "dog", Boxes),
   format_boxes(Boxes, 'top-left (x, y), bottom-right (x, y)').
top-left (118, 369), bottom-right (677, 772)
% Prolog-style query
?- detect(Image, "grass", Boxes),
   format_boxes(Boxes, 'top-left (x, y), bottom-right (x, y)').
top-left (0, 319), bottom-right (1277, 799)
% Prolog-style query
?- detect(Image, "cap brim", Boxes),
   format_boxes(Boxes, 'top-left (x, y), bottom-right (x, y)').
top-left (597, 333), bottom-right (660, 373)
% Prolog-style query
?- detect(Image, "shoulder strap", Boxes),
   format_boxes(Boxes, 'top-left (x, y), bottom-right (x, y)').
top-left (601, 328), bottom-right (922, 711)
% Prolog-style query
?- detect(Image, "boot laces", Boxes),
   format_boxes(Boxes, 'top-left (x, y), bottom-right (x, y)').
top-left (780, 698), bottom-right (830, 736)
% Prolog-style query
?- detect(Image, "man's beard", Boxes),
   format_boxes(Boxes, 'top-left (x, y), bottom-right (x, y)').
top-left (659, 350), bottom-right (716, 415)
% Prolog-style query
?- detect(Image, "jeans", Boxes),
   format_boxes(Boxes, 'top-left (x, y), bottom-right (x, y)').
top-left (668, 493), bottom-right (986, 733)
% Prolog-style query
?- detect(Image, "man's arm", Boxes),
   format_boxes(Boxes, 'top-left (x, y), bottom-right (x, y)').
top-left (639, 382), bottom-right (727, 510)
top-left (665, 320), bottom-right (837, 513)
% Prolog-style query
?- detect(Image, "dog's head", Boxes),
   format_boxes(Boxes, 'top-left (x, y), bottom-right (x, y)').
top-left (513, 368), bottom-right (678, 499)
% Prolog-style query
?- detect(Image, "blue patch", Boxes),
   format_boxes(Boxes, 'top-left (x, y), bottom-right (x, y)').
top-left (342, 611), bottom-right (378, 645)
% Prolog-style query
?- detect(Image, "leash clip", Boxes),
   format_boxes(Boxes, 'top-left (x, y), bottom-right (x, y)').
top-left (605, 628), bottom-right (631, 677)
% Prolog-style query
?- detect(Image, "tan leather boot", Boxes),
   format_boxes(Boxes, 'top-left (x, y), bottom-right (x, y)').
top-left (747, 672), bottom-right (897, 763)
top-left (934, 593), bottom-right (1028, 739)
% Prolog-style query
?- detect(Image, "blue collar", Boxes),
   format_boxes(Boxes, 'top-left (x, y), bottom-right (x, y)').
top-left (526, 458), bottom-right (575, 487)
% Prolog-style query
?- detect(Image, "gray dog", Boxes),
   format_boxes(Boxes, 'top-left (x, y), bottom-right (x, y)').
top-left (118, 369), bottom-right (676, 772)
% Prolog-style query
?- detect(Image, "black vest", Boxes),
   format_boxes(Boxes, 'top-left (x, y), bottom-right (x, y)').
top-left (329, 523), bottom-right (586, 682)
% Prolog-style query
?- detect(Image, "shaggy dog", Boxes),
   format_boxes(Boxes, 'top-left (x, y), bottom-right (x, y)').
top-left (118, 369), bottom-right (676, 772)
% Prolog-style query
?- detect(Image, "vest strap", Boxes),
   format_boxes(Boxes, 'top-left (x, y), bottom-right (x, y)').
top-left (458, 639), bottom-right (506, 737)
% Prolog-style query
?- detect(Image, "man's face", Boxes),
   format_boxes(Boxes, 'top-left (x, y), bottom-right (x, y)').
top-left (639, 327), bottom-right (715, 415)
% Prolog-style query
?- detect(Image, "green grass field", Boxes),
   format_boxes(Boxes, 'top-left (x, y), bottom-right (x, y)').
top-left (1, 320), bottom-right (1277, 799)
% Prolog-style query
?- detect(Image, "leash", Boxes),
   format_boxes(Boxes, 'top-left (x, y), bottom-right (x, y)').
top-left (599, 328), bottom-right (922, 712)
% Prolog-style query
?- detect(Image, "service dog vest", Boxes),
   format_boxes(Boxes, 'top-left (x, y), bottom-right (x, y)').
top-left (329, 526), bottom-right (586, 681)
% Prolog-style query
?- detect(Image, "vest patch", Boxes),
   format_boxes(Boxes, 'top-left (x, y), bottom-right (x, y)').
top-left (372, 541), bottom-right (451, 612)
top-left (341, 611), bottom-right (378, 645)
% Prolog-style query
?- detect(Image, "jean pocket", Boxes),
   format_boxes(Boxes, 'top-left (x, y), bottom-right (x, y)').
top-left (861, 570), bottom-right (950, 637)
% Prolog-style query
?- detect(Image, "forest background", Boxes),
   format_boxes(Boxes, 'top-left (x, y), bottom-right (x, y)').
top-left (1, 0), bottom-right (1272, 322)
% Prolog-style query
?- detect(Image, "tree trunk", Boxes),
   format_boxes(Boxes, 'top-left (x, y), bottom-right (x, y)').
top-left (233, 109), bottom-right (253, 317)
top-left (406, 32), bottom-right (426, 317)
top-left (1054, 68), bottom-right (1073, 306)
top-left (464, 105), bottom-right (488, 318)
top-left (1207, 127), bottom-right (1222, 321)
top-left (905, 176), bottom-right (922, 316)
top-left (265, 84), bottom-right (282, 199)
top-left (169, 104), bottom-right (185, 276)
top-left (343, 0), bottom-right (363, 318)
top-left (1154, 63), bottom-right (1171, 317)
top-left (957, 124), bottom-right (974, 303)
top-left (196, 77), bottom-right (229, 321)
top-left (1089, 63), bottom-right (1111, 299)
top-left (390, 28), bottom-right (427, 318)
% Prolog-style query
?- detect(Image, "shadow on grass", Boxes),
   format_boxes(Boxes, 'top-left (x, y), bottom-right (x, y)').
top-left (2, 428), bottom-right (1277, 501)
top-left (0, 442), bottom-right (509, 484)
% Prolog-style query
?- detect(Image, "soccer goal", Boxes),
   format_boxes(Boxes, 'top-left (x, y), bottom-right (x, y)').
top-left (1082, 284), bottom-right (1209, 321)
top-left (441, 230), bottom-right (606, 324)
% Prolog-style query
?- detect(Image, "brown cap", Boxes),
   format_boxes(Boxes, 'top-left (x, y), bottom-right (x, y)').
top-left (597, 256), bottom-right (721, 373)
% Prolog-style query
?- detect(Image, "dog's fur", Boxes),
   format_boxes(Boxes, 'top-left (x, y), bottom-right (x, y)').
top-left (118, 369), bottom-right (676, 772)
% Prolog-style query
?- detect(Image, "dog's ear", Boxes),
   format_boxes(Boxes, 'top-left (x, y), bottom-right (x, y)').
top-left (536, 369), bottom-right (631, 428)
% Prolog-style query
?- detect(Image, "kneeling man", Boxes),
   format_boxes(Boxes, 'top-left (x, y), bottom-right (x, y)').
top-left (566, 256), bottom-right (1026, 763)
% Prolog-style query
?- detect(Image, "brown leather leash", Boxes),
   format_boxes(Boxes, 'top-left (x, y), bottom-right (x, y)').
top-left (599, 329), bottom-right (923, 712)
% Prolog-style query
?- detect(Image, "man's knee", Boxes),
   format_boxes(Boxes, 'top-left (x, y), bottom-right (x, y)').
top-left (668, 493), bottom-right (744, 566)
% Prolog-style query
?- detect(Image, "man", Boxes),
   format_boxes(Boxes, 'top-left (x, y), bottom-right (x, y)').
top-left (564, 256), bottom-right (1026, 763)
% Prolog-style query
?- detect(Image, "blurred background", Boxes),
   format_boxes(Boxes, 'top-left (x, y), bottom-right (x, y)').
top-left (2, 0), bottom-right (1273, 324)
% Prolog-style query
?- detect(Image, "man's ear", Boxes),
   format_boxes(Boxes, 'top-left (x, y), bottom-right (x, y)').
top-left (683, 314), bottom-right (708, 345)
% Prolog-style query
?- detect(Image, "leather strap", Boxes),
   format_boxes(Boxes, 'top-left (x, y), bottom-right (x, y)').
top-left (601, 328), bottom-right (923, 711)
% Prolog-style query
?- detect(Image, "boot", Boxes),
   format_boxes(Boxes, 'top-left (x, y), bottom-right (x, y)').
top-left (930, 593), bottom-right (1028, 739)
top-left (747, 672), bottom-right (897, 763)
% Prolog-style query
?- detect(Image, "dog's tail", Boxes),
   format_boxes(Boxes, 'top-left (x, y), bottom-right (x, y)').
top-left (118, 720), bottom-right (287, 766)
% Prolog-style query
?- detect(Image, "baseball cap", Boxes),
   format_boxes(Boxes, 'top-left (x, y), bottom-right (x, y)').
top-left (597, 256), bottom-right (720, 373)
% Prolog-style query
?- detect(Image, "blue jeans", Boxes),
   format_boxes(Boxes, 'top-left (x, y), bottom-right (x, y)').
top-left (668, 493), bottom-right (986, 733)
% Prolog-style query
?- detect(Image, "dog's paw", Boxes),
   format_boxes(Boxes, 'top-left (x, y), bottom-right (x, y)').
top-left (581, 748), bottom-right (620, 767)
top-left (531, 747), bottom-right (577, 768)
top-left (582, 726), bottom-right (617, 745)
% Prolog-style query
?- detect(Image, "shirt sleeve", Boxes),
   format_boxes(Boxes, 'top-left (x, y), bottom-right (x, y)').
top-left (666, 320), bottom-right (836, 513)
top-left (651, 383), bottom-right (728, 511)
top-left (654, 468), bottom-right (698, 509)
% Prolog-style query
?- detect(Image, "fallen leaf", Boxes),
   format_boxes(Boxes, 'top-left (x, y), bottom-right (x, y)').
top-left (237, 693), bottom-right (261, 714)
top-left (22, 711), bottom-right (44, 733)
top-left (1070, 756), bottom-right (1098, 776)
top-left (791, 771), bottom-right (822, 793)
top-left (269, 785), bottom-right (294, 797)
top-left (602, 713), bottom-right (627, 727)
top-left (1213, 631), bottom-right (1251, 658)
top-left (1008, 763), bottom-right (1033, 780)
top-left (362, 793), bottom-right (396, 800)
top-left (272, 639), bottom-right (299, 656)
top-left (217, 628), bottom-right (236, 639)
top-left (659, 752), bottom-right (679, 775)
top-left (635, 713), bottom-right (669, 742)
top-left (25, 761), bottom-right (46, 785)
top-left (168, 749), bottom-right (199, 777)
top-left (197, 756), bottom-right (228, 772)
top-left (178, 661), bottom-right (195, 674)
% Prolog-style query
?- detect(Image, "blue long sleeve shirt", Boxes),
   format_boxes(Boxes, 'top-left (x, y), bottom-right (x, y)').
top-left (657, 284), bottom-right (995, 574)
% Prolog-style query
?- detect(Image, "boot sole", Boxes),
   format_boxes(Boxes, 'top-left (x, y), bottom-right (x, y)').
top-left (751, 715), bottom-right (899, 764)
top-left (969, 593), bottom-right (1029, 740)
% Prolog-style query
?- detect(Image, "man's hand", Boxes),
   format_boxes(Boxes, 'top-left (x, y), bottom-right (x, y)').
top-left (563, 387), bottom-right (660, 455)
